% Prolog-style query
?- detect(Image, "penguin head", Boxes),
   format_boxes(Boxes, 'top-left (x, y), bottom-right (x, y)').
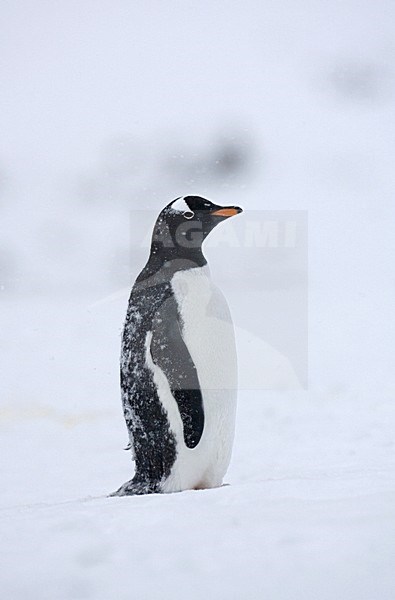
top-left (151, 196), bottom-right (243, 256)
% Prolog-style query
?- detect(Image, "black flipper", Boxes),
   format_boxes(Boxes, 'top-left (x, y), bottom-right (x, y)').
top-left (150, 295), bottom-right (204, 449)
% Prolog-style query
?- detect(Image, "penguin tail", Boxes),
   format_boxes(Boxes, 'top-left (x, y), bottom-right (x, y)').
top-left (109, 478), bottom-right (161, 497)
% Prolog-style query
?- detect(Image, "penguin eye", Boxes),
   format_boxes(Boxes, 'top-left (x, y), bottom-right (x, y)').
top-left (183, 211), bottom-right (195, 220)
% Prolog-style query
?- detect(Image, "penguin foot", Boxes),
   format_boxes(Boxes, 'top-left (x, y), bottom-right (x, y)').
top-left (109, 479), bottom-right (160, 497)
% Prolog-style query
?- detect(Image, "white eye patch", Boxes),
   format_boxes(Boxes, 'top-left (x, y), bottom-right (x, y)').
top-left (171, 197), bottom-right (190, 213)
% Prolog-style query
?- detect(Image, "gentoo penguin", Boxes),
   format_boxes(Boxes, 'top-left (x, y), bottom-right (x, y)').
top-left (112, 196), bottom-right (242, 496)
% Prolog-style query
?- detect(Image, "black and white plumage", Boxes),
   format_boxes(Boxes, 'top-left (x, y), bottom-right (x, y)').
top-left (112, 196), bottom-right (242, 496)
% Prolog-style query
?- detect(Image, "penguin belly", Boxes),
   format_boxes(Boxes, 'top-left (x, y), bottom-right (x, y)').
top-left (147, 266), bottom-right (238, 492)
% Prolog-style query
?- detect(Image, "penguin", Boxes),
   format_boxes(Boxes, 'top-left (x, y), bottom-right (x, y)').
top-left (111, 195), bottom-right (243, 496)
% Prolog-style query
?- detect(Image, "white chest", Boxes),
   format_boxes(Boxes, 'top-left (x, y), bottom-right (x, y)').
top-left (171, 266), bottom-right (238, 393)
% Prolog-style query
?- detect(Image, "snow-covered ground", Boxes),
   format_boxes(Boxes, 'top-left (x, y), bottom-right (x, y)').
top-left (1, 392), bottom-right (395, 600)
top-left (1, 1), bottom-right (395, 598)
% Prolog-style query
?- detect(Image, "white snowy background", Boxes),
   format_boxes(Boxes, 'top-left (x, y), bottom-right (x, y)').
top-left (1, 1), bottom-right (395, 599)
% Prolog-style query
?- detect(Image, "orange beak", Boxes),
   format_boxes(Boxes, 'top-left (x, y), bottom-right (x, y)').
top-left (211, 206), bottom-right (243, 218)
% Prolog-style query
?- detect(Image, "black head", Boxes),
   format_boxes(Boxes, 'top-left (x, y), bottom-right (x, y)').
top-left (152, 195), bottom-right (242, 253)
top-left (137, 196), bottom-right (242, 282)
